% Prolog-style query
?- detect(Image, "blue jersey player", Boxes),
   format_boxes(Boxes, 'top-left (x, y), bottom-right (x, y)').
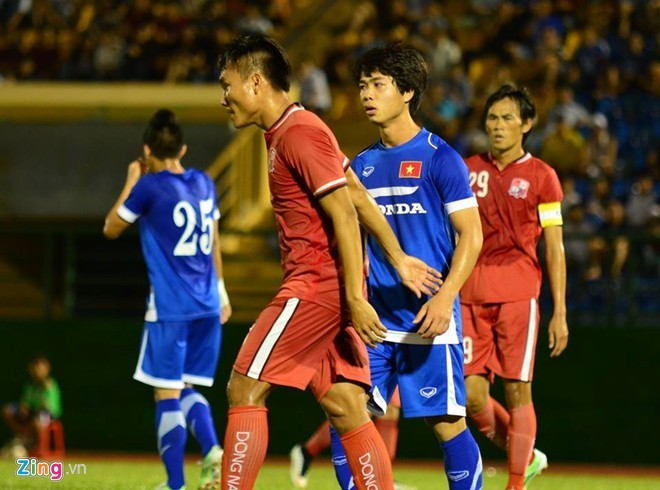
top-left (330, 44), bottom-right (484, 490)
top-left (104, 109), bottom-right (231, 490)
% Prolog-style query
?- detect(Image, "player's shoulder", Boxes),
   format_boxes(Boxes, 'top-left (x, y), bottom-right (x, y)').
top-left (353, 141), bottom-right (380, 163)
top-left (528, 154), bottom-right (557, 173)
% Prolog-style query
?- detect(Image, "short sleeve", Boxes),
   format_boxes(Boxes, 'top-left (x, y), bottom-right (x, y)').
top-left (119, 178), bottom-right (152, 223)
top-left (538, 166), bottom-right (564, 227)
top-left (431, 145), bottom-right (477, 214)
top-left (280, 125), bottom-right (348, 197)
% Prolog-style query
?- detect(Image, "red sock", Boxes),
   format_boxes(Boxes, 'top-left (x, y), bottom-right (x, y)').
top-left (221, 406), bottom-right (268, 490)
top-left (470, 397), bottom-right (509, 450)
top-left (340, 421), bottom-right (393, 490)
top-left (304, 420), bottom-right (331, 457)
top-left (373, 417), bottom-right (399, 463)
top-left (506, 403), bottom-right (536, 490)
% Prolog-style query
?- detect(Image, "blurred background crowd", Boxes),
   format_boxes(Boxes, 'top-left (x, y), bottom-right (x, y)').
top-left (1, 0), bottom-right (658, 313)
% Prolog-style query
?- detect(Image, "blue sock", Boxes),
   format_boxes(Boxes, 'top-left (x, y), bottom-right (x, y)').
top-left (181, 387), bottom-right (219, 456)
top-left (330, 426), bottom-right (355, 490)
top-left (156, 398), bottom-right (187, 490)
top-left (440, 428), bottom-right (483, 490)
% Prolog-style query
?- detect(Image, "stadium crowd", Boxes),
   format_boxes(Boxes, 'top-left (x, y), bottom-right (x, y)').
top-left (1, 0), bottom-right (657, 313)
top-left (317, 0), bottom-right (659, 313)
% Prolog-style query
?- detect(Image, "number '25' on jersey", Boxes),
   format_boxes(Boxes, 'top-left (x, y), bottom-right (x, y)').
top-left (118, 169), bottom-right (220, 321)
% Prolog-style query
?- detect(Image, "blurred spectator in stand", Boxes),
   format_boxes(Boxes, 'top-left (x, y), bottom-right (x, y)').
top-left (236, 3), bottom-right (273, 36)
top-left (574, 25), bottom-right (610, 91)
top-left (586, 112), bottom-right (618, 179)
top-left (563, 203), bottom-right (599, 280)
top-left (540, 115), bottom-right (588, 178)
top-left (600, 200), bottom-right (630, 281)
top-left (626, 174), bottom-right (659, 231)
top-left (586, 177), bottom-right (613, 228)
top-left (547, 84), bottom-right (591, 133)
top-left (560, 176), bottom-right (584, 216)
top-left (297, 55), bottom-right (332, 116)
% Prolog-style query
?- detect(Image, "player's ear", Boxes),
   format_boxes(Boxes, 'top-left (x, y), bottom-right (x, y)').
top-left (179, 144), bottom-right (188, 159)
top-left (143, 144), bottom-right (151, 157)
top-left (251, 72), bottom-right (262, 94)
top-left (521, 118), bottom-right (534, 134)
top-left (403, 89), bottom-right (415, 105)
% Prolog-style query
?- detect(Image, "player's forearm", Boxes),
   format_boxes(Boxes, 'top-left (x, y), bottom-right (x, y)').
top-left (442, 227), bottom-right (482, 299)
top-left (333, 207), bottom-right (366, 302)
top-left (350, 182), bottom-right (406, 266)
top-left (545, 238), bottom-right (567, 316)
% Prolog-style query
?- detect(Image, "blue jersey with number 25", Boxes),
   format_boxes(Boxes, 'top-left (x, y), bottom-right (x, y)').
top-left (118, 169), bottom-right (220, 322)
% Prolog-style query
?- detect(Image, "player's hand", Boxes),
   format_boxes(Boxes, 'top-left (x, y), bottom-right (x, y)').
top-left (413, 292), bottom-right (453, 339)
top-left (348, 298), bottom-right (387, 347)
top-left (394, 254), bottom-right (443, 298)
top-left (548, 313), bottom-right (568, 357)
top-left (221, 304), bottom-right (232, 325)
top-left (126, 159), bottom-right (146, 184)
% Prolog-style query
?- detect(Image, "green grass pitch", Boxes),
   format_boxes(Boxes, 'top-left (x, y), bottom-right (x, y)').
top-left (1, 456), bottom-right (659, 489)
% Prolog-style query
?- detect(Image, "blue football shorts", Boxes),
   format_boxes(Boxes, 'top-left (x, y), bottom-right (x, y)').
top-left (133, 316), bottom-right (221, 389)
top-left (367, 340), bottom-right (466, 418)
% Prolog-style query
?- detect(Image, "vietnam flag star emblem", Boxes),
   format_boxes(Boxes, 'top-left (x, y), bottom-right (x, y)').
top-left (399, 161), bottom-right (422, 178)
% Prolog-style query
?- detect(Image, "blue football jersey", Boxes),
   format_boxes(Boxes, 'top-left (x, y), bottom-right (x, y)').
top-left (352, 128), bottom-right (476, 344)
top-left (118, 169), bottom-right (220, 321)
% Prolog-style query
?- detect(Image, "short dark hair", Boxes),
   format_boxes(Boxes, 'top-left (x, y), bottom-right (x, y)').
top-left (483, 84), bottom-right (537, 143)
top-left (353, 42), bottom-right (428, 117)
top-left (143, 109), bottom-right (184, 159)
top-left (217, 35), bottom-right (291, 92)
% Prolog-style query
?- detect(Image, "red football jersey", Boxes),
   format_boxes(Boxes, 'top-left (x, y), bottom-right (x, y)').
top-left (264, 104), bottom-right (350, 310)
top-left (461, 152), bottom-right (563, 304)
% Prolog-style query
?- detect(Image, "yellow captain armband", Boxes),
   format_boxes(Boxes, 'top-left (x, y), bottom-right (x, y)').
top-left (538, 202), bottom-right (563, 227)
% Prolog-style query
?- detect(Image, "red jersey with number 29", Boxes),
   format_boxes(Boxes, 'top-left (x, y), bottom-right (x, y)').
top-left (461, 152), bottom-right (563, 304)
top-left (264, 104), bottom-right (351, 311)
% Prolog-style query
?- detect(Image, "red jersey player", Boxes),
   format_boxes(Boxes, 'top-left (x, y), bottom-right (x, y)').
top-left (461, 85), bottom-right (569, 490)
top-left (217, 35), bottom-right (441, 490)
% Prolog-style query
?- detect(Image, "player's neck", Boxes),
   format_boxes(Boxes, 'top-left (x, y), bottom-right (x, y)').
top-left (154, 159), bottom-right (184, 174)
top-left (379, 117), bottom-right (420, 148)
top-left (491, 146), bottom-right (526, 170)
top-left (260, 92), bottom-right (293, 131)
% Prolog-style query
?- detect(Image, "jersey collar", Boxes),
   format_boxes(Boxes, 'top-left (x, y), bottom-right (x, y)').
top-left (267, 103), bottom-right (304, 134)
top-left (487, 151), bottom-right (532, 167)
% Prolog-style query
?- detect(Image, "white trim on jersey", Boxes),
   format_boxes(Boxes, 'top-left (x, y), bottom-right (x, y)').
top-left (427, 133), bottom-right (438, 149)
top-left (384, 314), bottom-right (459, 344)
top-left (341, 156), bottom-right (350, 170)
top-left (182, 373), bottom-right (214, 387)
top-left (520, 298), bottom-right (538, 382)
top-left (367, 186), bottom-right (419, 198)
top-left (133, 329), bottom-right (185, 389)
top-left (446, 196), bottom-right (478, 214)
top-left (117, 204), bottom-right (139, 223)
top-left (314, 177), bottom-right (347, 196)
top-left (445, 344), bottom-right (467, 416)
top-left (145, 288), bottom-right (157, 322)
top-left (247, 298), bottom-right (300, 379)
top-left (270, 104), bottom-right (304, 132)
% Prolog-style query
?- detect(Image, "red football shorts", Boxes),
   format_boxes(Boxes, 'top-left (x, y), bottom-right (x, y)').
top-left (234, 297), bottom-right (370, 400)
top-left (461, 298), bottom-right (540, 382)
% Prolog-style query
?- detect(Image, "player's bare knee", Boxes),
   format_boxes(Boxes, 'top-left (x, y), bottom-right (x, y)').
top-left (464, 375), bottom-right (489, 414)
top-left (320, 382), bottom-right (370, 434)
top-left (503, 379), bottom-right (532, 408)
top-left (426, 415), bottom-right (467, 442)
top-left (226, 370), bottom-right (270, 408)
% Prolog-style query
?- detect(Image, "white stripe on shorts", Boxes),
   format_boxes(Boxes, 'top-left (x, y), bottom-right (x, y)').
top-left (247, 298), bottom-right (299, 379)
top-left (520, 298), bottom-right (538, 382)
top-left (445, 344), bottom-right (466, 416)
